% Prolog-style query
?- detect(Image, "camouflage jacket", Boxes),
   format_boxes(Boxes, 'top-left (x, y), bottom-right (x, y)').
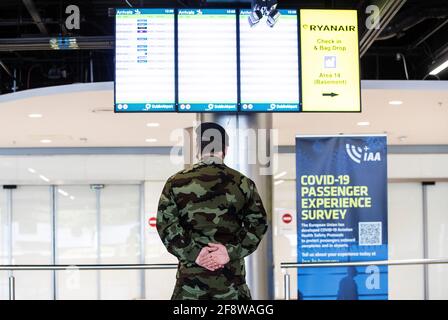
top-left (156, 156), bottom-right (268, 285)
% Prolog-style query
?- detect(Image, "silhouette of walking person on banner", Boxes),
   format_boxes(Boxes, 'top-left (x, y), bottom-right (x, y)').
top-left (337, 266), bottom-right (359, 300)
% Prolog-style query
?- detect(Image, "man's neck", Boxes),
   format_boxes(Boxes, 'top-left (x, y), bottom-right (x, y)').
top-left (200, 153), bottom-right (225, 164)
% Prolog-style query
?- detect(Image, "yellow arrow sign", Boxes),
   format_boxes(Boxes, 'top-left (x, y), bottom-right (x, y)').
top-left (300, 10), bottom-right (361, 112)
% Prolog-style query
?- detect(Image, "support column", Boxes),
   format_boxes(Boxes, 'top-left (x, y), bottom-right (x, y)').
top-left (198, 113), bottom-right (274, 300)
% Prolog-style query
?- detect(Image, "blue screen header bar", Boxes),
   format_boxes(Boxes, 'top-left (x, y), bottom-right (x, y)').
top-left (178, 9), bottom-right (236, 15)
top-left (116, 8), bottom-right (174, 15)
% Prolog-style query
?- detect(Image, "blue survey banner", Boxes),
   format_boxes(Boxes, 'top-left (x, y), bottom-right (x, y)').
top-left (296, 135), bottom-right (388, 300)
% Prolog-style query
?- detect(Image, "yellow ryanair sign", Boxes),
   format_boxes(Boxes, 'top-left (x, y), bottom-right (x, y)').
top-left (300, 10), bottom-right (361, 112)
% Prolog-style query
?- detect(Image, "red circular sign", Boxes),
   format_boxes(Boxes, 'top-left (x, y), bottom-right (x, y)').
top-left (148, 217), bottom-right (157, 228)
top-left (282, 213), bottom-right (293, 224)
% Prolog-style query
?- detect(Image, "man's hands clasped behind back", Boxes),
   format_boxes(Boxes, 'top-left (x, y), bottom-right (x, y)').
top-left (195, 243), bottom-right (230, 271)
top-left (195, 246), bottom-right (221, 271)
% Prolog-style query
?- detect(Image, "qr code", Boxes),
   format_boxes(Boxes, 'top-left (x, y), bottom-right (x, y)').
top-left (359, 222), bottom-right (382, 246)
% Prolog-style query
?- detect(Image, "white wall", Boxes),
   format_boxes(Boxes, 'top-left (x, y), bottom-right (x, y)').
top-left (0, 189), bottom-right (8, 300)
top-left (427, 182), bottom-right (448, 299)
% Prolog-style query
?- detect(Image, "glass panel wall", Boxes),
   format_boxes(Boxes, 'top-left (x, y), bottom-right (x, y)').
top-left (388, 183), bottom-right (424, 300)
top-left (144, 181), bottom-right (178, 300)
top-left (427, 182), bottom-right (448, 299)
top-left (0, 189), bottom-right (8, 300)
top-left (11, 186), bottom-right (52, 300)
top-left (56, 186), bottom-right (98, 300)
top-left (0, 184), bottom-right (143, 300)
top-left (100, 185), bottom-right (141, 300)
top-left (55, 184), bottom-right (142, 300)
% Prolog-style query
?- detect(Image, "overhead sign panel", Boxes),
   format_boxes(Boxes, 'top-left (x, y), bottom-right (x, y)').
top-left (178, 9), bottom-right (238, 112)
top-left (115, 9), bottom-right (175, 112)
top-left (300, 10), bottom-right (361, 112)
top-left (239, 9), bottom-right (300, 112)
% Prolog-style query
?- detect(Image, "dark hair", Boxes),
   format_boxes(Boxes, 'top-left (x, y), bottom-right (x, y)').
top-left (196, 122), bottom-right (229, 156)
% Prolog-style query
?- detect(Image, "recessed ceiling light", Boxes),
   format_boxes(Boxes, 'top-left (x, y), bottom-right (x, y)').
top-left (58, 189), bottom-right (69, 197)
top-left (146, 122), bottom-right (160, 127)
top-left (91, 108), bottom-right (113, 114)
top-left (429, 59), bottom-right (448, 76)
top-left (28, 113), bottom-right (43, 118)
top-left (40, 139), bottom-right (52, 144)
top-left (357, 121), bottom-right (370, 126)
top-left (274, 180), bottom-right (285, 186)
top-left (39, 174), bottom-right (50, 183)
top-left (274, 171), bottom-right (287, 179)
top-left (28, 168), bottom-right (36, 174)
top-left (145, 138), bottom-right (157, 143)
top-left (398, 136), bottom-right (407, 142)
top-left (389, 100), bottom-right (403, 105)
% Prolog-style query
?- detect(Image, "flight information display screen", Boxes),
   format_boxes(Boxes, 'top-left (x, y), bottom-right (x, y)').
top-left (239, 9), bottom-right (300, 112)
top-left (115, 8), bottom-right (175, 112)
top-left (177, 9), bottom-right (238, 112)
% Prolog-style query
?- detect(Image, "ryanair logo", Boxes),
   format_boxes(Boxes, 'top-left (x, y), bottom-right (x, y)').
top-left (303, 24), bottom-right (356, 32)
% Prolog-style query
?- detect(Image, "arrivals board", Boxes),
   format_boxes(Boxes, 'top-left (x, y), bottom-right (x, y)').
top-left (178, 9), bottom-right (238, 112)
top-left (239, 9), bottom-right (300, 112)
top-left (115, 8), bottom-right (175, 112)
top-left (114, 8), bottom-right (361, 113)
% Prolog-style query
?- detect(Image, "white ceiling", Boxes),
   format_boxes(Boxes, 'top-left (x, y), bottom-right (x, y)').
top-left (0, 80), bottom-right (447, 148)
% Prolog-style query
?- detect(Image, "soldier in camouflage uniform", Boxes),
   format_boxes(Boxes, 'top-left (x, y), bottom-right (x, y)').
top-left (156, 122), bottom-right (268, 300)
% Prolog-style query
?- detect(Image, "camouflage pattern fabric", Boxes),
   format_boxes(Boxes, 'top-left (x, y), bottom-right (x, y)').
top-left (156, 156), bottom-right (268, 300)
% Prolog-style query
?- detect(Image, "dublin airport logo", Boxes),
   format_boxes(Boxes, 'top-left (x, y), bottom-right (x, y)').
top-left (345, 144), bottom-right (381, 164)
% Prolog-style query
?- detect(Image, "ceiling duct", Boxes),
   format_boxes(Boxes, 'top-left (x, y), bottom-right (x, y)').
top-left (377, 6), bottom-right (448, 41)
top-left (0, 36), bottom-right (114, 51)
top-left (22, 0), bottom-right (49, 36)
top-left (359, 0), bottom-right (407, 57)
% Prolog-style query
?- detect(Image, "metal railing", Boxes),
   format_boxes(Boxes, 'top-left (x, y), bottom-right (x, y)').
top-left (1, 263), bottom-right (178, 300)
top-left (4, 259), bottom-right (448, 300)
top-left (280, 258), bottom-right (448, 300)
